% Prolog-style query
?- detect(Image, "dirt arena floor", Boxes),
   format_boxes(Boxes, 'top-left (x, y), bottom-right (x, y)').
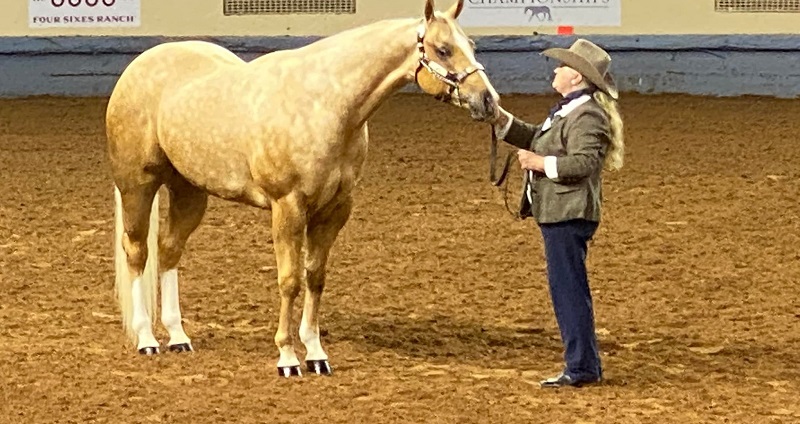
top-left (1, 93), bottom-right (799, 423)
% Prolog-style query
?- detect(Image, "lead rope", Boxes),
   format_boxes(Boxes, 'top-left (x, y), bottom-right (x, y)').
top-left (488, 127), bottom-right (520, 220)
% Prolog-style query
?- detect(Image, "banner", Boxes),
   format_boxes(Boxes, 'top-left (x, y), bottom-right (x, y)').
top-left (29, 0), bottom-right (141, 28)
top-left (459, 0), bottom-right (621, 28)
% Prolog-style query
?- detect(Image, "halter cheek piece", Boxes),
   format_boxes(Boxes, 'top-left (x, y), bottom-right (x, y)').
top-left (415, 25), bottom-right (485, 105)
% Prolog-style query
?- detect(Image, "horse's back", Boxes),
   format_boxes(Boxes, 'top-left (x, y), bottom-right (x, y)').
top-left (109, 41), bottom-right (244, 116)
top-left (107, 41), bottom-right (244, 179)
top-left (109, 40), bottom-right (242, 112)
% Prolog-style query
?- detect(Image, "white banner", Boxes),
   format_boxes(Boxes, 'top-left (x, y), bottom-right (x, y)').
top-left (29, 0), bottom-right (141, 28)
top-left (460, 0), bottom-right (621, 28)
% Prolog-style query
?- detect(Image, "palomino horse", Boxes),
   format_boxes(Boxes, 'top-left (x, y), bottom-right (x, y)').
top-left (107, 0), bottom-right (498, 377)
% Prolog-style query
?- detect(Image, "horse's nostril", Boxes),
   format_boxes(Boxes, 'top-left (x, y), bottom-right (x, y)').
top-left (482, 91), bottom-right (496, 115)
top-left (482, 91), bottom-right (492, 105)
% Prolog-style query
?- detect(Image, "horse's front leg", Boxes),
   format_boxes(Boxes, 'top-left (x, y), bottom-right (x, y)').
top-left (271, 193), bottom-right (307, 377)
top-left (301, 196), bottom-right (353, 376)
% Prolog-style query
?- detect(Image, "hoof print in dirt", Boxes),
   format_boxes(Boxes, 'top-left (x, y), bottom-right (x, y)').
top-left (278, 366), bottom-right (303, 378)
top-left (306, 360), bottom-right (332, 376)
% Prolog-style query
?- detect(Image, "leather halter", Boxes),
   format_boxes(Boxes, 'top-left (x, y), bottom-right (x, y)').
top-left (414, 25), bottom-right (485, 104)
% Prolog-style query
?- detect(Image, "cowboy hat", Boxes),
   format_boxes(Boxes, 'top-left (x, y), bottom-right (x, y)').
top-left (542, 39), bottom-right (618, 100)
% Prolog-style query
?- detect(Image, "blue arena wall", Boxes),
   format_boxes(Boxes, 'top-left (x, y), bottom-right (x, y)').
top-left (1, 35), bottom-right (799, 98)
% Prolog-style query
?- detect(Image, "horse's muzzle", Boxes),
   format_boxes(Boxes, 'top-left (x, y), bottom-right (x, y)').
top-left (469, 90), bottom-right (499, 122)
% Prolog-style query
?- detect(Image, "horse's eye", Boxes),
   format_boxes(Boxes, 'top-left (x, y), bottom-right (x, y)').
top-left (435, 46), bottom-right (452, 59)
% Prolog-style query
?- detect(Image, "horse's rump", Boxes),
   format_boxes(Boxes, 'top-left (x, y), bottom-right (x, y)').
top-left (106, 41), bottom-right (245, 176)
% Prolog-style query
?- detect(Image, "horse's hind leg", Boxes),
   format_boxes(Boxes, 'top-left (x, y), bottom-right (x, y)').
top-left (115, 181), bottom-right (161, 355)
top-left (271, 193), bottom-right (307, 377)
top-left (300, 196), bottom-right (353, 376)
top-left (158, 177), bottom-right (208, 352)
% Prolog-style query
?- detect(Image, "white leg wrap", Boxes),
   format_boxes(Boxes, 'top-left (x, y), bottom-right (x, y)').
top-left (131, 277), bottom-right (159, 350)
top-left (299, 313), bottom-right (328, 362)
top-left (160, 269), bottom-right (191, 347)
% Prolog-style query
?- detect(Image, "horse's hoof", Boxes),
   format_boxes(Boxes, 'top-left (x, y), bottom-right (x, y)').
top-left (277, 365), bottom-right (303, 378)
top-left (138, 346), bottom-right (159, 356)
top-left (306, 360), bottom-right (332, 376)
top-left (168, 343), bottom-right (193, 353)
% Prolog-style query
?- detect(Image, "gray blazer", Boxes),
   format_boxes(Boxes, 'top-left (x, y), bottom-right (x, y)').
top-left (502, 100), bottom-right (610, 223)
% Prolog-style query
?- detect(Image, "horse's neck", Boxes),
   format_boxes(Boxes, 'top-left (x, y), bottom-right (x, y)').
top-left (283, 19), bottom-right (422, 128)
top-left (339, 20), bottom-right (421, 126)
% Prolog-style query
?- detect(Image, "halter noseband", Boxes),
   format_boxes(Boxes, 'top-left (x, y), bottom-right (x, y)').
top-left (415, 25), bottom-right (485, 103)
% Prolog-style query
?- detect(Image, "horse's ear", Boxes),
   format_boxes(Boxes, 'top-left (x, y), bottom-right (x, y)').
top-left (446, 0), bottom-right (464, 19)
top-left (424, 0), bottom-right (435, 22)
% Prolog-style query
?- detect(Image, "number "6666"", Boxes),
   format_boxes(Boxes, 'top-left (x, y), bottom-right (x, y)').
top-left (50, 0), bottom-right (117, 6)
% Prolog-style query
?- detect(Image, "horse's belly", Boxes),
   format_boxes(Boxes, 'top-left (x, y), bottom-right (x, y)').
top-left (160, 132), bottom-right (264, 203)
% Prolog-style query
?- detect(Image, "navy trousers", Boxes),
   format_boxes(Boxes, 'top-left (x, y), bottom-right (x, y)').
top-left (539, 219), bottom-right (602, 382)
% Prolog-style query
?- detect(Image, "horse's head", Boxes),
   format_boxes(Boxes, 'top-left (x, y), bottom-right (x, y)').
top-left (415, 0), bottom-right (499, 122)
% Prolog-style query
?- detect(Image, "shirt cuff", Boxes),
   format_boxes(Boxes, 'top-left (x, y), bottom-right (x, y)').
top-left (494, 110), bottom-right (514, 139)
top-left (544, 156), bottom-right (559, 179)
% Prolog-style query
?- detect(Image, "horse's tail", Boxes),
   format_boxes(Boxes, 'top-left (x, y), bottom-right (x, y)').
top-left (114, 185), bottom-right (160, 345)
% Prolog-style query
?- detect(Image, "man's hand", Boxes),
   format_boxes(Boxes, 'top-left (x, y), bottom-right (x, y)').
top-left (517, 149), bottom-right (545, 172)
